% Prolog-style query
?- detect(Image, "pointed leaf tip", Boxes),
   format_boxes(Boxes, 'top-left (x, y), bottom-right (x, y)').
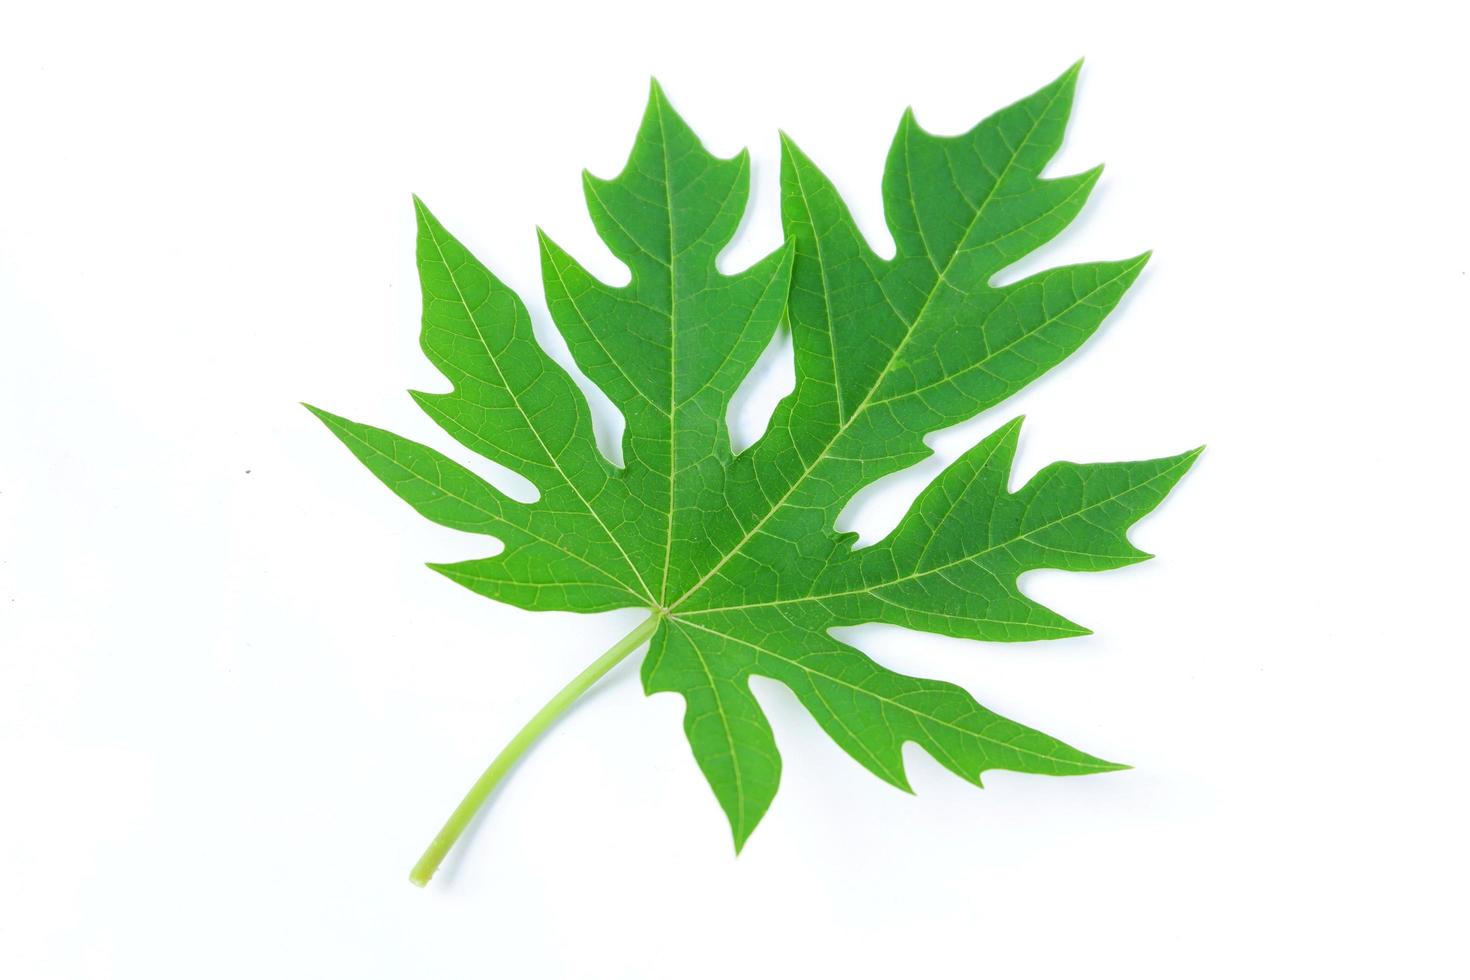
top-left (1045, 59), bottom-right (1083, 98)
top-left (777, 130), bottom-right (813, 166)
top-left (643, 76), bottom-right (683, 125)
top-left (410, 194), bottom-right (438, 227)
top-left (580, 166), bottom-right (608, 196)
top-left (302, 402), bottom-right (334, 423)
top-left (1173, 446), bottom-right (1207, 475)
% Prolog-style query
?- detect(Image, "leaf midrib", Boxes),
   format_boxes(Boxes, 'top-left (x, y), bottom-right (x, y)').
top-left (679, 453), bottom-right (1195, 616)
top-left (321, 411), bottom-right (641, 600)
top-left (666, 88), bottom-right (1070, 614)
top-left (668, 619), bottom-right (750, 839)
top-left (672, 616), bottom-right (1116, 772)
top-left (418, 201), bottom-right (657, 604)
top-left (658, 96), bottom-right (679, 606)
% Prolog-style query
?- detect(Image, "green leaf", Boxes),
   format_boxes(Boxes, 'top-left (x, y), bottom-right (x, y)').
top-left (307, 66), bottom-right (1199, 880)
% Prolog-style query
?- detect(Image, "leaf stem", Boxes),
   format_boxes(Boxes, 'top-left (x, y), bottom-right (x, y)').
top-left (409, 611), bottom-right (662, 887)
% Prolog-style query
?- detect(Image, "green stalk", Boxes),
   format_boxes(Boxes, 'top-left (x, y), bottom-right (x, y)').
top-left (409, 611), bottom-right (661, 887)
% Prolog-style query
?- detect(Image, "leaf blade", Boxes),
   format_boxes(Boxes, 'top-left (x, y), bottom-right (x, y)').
top-left (308, 69), bottom-right (1199, 857)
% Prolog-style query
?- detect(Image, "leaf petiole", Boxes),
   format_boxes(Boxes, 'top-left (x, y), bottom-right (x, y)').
top-left (409, 611), bottom-right (662, 887)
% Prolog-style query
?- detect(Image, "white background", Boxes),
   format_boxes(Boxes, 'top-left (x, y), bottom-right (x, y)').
top-left (3, 1), bottom-right (1468, 976)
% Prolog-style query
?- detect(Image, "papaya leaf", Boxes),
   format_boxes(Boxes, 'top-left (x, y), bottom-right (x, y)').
top-left (306, 65), bottom-right (1199, 884)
